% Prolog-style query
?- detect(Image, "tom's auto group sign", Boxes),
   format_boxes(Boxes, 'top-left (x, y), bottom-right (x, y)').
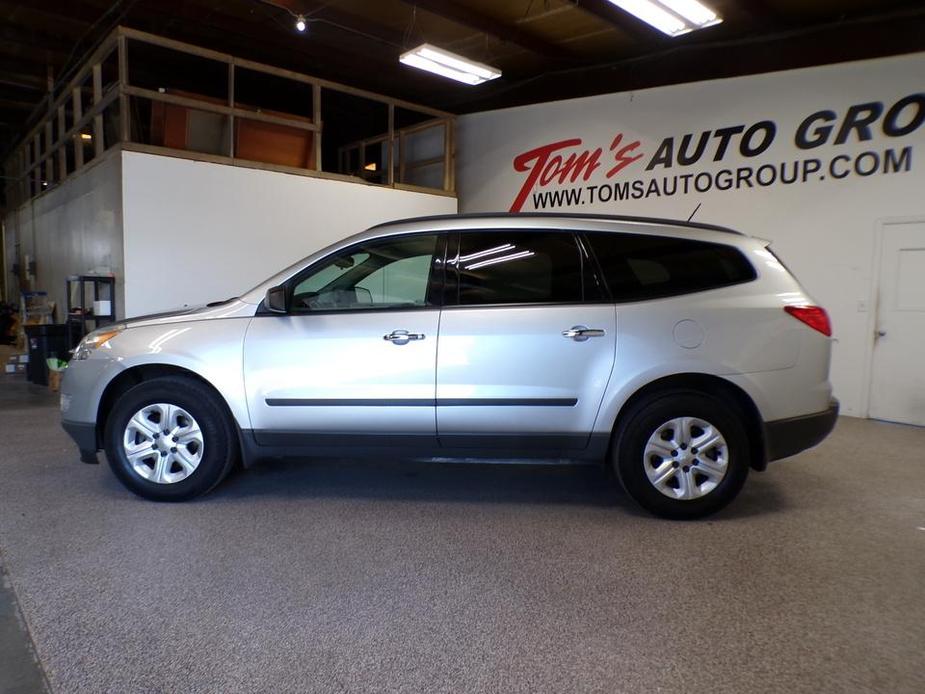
top-left (509, 93), bottom-right (923, 212)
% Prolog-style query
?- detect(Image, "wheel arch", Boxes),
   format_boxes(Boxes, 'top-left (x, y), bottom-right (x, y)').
top-left (95, 364), bottom-right (243, 454)
top-left (609, 373), bottom-right (768, 471)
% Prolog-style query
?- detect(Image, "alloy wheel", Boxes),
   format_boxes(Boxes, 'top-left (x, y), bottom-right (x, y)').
top-left (643, 416), bottom-right (729, 500)
top-left (122, 403), bottom-right (204, 484)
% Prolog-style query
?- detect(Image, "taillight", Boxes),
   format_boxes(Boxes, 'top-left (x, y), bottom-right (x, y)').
top-left (784, 305), bottom-right (832, 337)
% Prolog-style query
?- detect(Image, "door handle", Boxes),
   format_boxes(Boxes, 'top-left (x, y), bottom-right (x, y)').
top-left (875, 329), bottom-right (886, 339)
top-left (562, 325), bottom-right (606, 342)
top-left (383, 330), bottom-right (425, 345)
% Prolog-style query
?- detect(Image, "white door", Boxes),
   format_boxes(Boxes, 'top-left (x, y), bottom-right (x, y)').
top-left (243, 233), bottom-right (443, 447)
top-left (436, 230), bottom-right (616, 450)
top-left (869, 220), bottom-right (925, 426)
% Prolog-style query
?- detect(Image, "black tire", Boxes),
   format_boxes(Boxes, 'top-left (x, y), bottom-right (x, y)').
top-left (612, 390), bottom-right (750, 519)
top-left (103, 375), bottom-right (238, 501)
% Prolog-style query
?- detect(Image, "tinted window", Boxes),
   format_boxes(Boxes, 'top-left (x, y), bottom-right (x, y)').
top-left (291, 234), bottom-right (439, 311)
top-left (586, 232), bottom-right (756, 302)
top-left (450, 231), bottom-right (587, 306)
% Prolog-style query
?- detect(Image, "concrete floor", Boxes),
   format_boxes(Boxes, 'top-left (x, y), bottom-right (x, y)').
top-left (0, 377), bottom-right (923, 694)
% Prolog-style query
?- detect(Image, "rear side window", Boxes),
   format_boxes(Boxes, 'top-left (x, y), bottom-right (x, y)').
top-left (585, 232), bottom-right (756, 302)
top-left (449, 231), bottom-right (592, 306)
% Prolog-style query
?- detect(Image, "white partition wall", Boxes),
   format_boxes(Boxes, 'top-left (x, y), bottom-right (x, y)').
top-left (121, 151), bottom-right (457, 317)
top-left (1, 152), bottom-right (125, 315)
top-left (2, 150), bottom-right (456, 324)
top-left (456, 53), bottom-right (925, 419)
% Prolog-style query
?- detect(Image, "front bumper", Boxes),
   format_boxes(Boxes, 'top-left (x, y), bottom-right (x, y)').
top-left (60, 358), bottom-right (118, 465)
top-left (62, 420), bottom-right (100, 464)
top-left (764, 399), bottom-right (839, 462)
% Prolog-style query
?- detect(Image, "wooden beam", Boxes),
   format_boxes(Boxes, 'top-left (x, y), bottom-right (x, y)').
top-left (396, 0), bottom-right (579, 61)
top-left (72, 87), bottom-right (83, 169)
top-left (312, 82), bottom-right (321, 170)
top-left (117, 33), bottom-right (128, 144)
top-left (92, 63), bottom-right (104, 157)
top-left (57, 105), bottom-right (67, 179)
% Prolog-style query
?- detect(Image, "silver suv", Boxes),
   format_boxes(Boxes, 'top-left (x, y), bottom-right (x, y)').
top-left (61, 214), bottom-right (838, 518)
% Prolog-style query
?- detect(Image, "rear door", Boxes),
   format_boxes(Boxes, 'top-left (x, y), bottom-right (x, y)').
top-left (435, 230), bottom-right (616, 450)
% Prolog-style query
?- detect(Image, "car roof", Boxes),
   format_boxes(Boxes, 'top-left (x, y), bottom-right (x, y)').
top-left (368, 212), bottom-right (744, 236)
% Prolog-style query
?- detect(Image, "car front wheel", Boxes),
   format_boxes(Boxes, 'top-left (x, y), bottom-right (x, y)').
top-left (103, 375), bottom-right (238, 501)
top-left (613, 390), bottom-right (750, 519)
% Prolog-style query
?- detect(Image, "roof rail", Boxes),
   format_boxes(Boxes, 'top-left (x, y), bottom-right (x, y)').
top-left (369, 212), bottom-right (743, 235)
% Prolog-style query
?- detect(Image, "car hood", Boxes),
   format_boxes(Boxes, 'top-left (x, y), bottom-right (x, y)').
top-left (121, 298), bottom-right (256, 329)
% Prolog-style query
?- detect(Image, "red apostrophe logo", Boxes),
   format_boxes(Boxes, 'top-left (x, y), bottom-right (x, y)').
top-left (509, 134), bottom-right (644, 212)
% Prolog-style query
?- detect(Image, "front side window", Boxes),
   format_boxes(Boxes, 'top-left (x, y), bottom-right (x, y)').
top-left (449, 231), bottom-right (587, 306)
top-left (586, 232), bottom-right (756, 302)
top-left (291, 234), bottom-right (440, 311)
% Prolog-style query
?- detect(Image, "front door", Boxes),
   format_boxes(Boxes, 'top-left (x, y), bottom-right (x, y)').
top-left (869, 220), bottom-right (925, 426)
top-left (436, 230), bottom-right (616, 450)
top-left (244, 233), bottom-right (444, 446)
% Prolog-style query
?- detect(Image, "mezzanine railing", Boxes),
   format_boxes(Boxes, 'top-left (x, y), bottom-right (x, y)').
top-left (3, 26), bottom-right (456, 209)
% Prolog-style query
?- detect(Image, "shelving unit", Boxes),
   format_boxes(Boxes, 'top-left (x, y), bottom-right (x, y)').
top-left (66, 275), bottom-right (117, 347)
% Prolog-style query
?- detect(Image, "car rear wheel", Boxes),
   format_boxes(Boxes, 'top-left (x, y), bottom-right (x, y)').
top-left (103, 375), bottom-right (238, 501)
top-left (613, 390), bottom-right (750, 519)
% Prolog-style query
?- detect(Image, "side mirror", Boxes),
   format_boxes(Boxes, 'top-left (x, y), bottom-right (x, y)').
top-left (265, 286), bottom-right (287, 314)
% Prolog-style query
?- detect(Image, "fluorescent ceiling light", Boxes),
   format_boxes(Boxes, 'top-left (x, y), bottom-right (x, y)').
top-left (607, 0), bottom-right (721, 37)
top-left (400, 44), bottom-right (501, 85)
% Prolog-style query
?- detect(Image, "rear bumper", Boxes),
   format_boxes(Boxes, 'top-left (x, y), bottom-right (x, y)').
top-left (764, 399), bottom-right (839, 462)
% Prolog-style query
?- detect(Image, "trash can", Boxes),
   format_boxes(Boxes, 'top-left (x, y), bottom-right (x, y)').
top-left (24, 324), bottom-right (69, 386)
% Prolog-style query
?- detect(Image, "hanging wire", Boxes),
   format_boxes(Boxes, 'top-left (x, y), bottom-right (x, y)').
top-left (402, 5), bottom-right (418, 49)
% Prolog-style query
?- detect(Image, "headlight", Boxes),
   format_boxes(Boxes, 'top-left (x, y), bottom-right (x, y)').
top-left (73, 326), bottom-right (124, 360)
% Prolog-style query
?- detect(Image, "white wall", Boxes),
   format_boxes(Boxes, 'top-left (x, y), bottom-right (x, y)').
top-left (121, 151), bottom-right (457, 316)
top-left (456, 53), bottom-right (925, 418)
top-left (2, 151), bottom-right (124, 317)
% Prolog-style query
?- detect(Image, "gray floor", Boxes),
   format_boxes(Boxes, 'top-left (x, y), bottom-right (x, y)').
top-left (0, 562), bottom-right (48, 694)
top-left (0, 378), bottom-right (923, 694)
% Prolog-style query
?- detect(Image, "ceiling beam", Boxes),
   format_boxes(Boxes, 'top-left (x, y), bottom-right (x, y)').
top-left (396, 0), bottom-right (579, 61)
top-left (734, 0), bottom-right (793, 27)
